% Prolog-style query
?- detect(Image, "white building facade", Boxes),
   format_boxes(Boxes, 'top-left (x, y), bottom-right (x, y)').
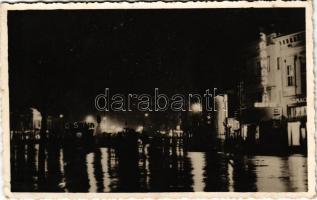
top-left (243, 31), bottom-right (306, 119)
top-left (214, 94), bottom-right (228, 140)
top-left (242, 31), bottom-right (306, 147)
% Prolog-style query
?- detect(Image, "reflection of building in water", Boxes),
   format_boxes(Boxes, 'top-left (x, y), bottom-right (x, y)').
top-left (286, 155), bottom-right (307, 191)
top-left (147, 138), bottom-right (193, 192)
top-left (63, 147), bottom-right (90, 192)
top-left (230, 155), bottom-right (257, 192)
top-left (86, 152), bottom-right (97, 192)
top-left (11, 143), bottom-right (39, 191)
top-left (204, 152), bottom-right (229, 191)
top-left (116, 146), bottom-right (140, 191)
top-left (10, 143), bottom-right (308, 192)
top-left (248, 155), bottom-right (307, 192)
top-left (240, 31), bottom-right (306, 148)
top-left (100, 148), bottom-right (110, 192)
top-left (188, 152), bottom-right (205, 191)
top-left (106, 148), bottom-right (120, 191)
top-left (83, 149), bottom-right (107, 192)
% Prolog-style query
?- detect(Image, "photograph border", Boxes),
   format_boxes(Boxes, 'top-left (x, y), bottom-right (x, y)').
top-left (0, 1), bottom-right (315, 198)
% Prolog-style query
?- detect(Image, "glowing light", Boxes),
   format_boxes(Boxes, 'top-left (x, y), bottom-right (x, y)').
top-left (176, 125), bottom-right (181, 130)
top-left (136, 126), bottom-right (144, 133)
top-left (191, 103), bottom-right (202, 113)
top-left (85, 115), bottom-right (95, 123)
top-left (59, 114), bottom-right (64, 118)
top-left (169, 129), bottom-right (173, 137)
top-left (76, 132), bottom-right (82, 138)
top-left (175, 129), bottom-right (183, 134)
top-left (100, 116), bottom-right (108, 132)
top-left (99, 116), bottom-right (124, 133)
top-left (115, 127), bottom-right (123, 132)
top-left (144, 113), bottom-right (149, 117)
top-left (106, 125), bottom-right (123, 133)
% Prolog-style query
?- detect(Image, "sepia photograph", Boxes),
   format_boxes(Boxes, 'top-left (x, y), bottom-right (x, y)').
top-left (0, 2), bottom-right (315, 198)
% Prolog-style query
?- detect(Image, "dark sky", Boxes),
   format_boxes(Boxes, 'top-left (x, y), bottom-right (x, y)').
top-left (8, 8), bottom-right (305, 120)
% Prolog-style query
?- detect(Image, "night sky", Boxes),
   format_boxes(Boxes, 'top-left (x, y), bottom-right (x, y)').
top-left (8, 8), bottom-right (305, 121)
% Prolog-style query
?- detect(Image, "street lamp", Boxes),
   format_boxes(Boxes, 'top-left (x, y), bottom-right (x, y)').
top-left (191, 103), bottom-right (202, 113)
top-left (136, 125), bottom-right (144, 133)
top-left (85, 115), bottom-right (95, 123)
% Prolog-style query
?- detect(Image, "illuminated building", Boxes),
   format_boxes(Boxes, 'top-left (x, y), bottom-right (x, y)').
top-left (214, 94), bottom-right (228, 140)
top-left (241, 31), bottom-right (306, 147)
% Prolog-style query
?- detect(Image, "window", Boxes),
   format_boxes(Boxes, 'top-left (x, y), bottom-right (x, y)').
top-left (300, 57), bottom-right (306, 94)
top-left (290, 38), bottom-right (293, 43)
top-left (277, 57), bottom-right (280, 70)
top-left (286, 39), bottom-right (289, 43)
top-left (256, 61), bottom-right (261, 76)
top-left (287, 65), bottom-right (294, 86)
top-left (283, 40), bottom-right (285, 44)
top-left (267, 56), bottom-right (270, 72)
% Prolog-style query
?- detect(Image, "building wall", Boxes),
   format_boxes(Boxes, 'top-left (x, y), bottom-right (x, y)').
top-left (243, 31), bottom-right (306, 120)
top-left (214, 95), bottom-right (228, 139)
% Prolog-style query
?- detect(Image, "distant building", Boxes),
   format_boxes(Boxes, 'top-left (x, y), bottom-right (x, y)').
top-left (10, 108), bottom-right (42, 132)
top-left (226, 117), bottom-right (240, 137)
top-left (31, 108), bottom-right (42, 130)
top-left (214, 94), bottom-right (228, 140)
top-left (10, 107), bottom-right (66, 141)
top-left (241, 31), bottom-right (306, 147)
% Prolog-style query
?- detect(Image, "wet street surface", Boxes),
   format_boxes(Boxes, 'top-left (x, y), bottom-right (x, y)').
top-left (11, 141), bottom-right (307, 192)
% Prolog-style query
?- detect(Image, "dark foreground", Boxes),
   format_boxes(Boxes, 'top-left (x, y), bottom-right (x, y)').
top-left (11, 138), bottom-right (307, 192)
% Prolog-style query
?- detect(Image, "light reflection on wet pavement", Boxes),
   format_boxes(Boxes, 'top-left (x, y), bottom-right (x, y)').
top-left (10, 142), bottom-right (307, 192)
